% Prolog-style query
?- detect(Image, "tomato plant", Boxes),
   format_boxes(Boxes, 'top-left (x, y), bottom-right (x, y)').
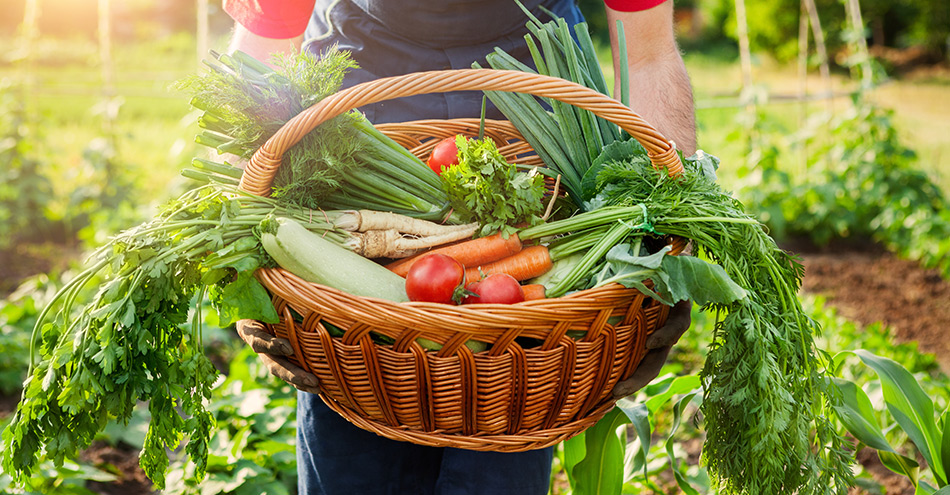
top-left (462, 273), bottom-right (525, 305)
top-left (426, 136), bottom-right (461, 175)
top-left (405, 253), bottom-right (467, 304)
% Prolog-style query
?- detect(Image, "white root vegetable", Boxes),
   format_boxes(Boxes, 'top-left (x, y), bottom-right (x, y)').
top-left (330, 209), bottom-right (477, 237)
top-left (346, 224), bottom-right (479, 259)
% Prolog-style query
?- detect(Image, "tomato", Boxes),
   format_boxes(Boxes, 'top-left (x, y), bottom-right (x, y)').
top-left (462, 273), bottom-right (525, 305)
top-left (426, 136), bottom-right (460, 175)
top-left (405, 254), bottom-right (467, 304)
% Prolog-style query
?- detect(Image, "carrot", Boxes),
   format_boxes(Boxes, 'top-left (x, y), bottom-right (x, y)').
top-left (520, 283), bottom-right (547, 301)
top-left (464, 245), bottom-right (553, 283)
top-left (387, 232), bottom-right (523, 277)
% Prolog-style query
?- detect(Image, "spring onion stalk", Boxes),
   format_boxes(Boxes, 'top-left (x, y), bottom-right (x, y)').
top-left (178, 49), bottom-right (458, 223)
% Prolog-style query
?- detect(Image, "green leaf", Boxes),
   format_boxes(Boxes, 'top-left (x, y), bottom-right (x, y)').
top-left (596, 244), bottom-right (747, 306)
top-left (211, 272), bottom-right (279, 326)
top-left (643, 374), bottom-right (702, 414)
top-left (571, 407), bottom-right (629, 495)
top-left (877, 450), bottom-right (920, 487)
top-left (665, 392), bottom-right (700, 495)
top-left (854, 349), bottom-right (944, 483)
top-left (657, 255), bottom-right (748, 305)
top-left (684, 150), bottom-right (720, 183)
top-left (942, 408), bottom-right (950, 489)
top-left (562, 433), bottom-right (586, 492)
top-left (831, 377), bottom-right (897, 453)
top-left (616, 399), bottom-right (651, 479)
top-left (582, 140), bottom-right (648, 201)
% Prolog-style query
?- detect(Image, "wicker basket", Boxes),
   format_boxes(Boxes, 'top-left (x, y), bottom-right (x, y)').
top-left (239, 69), bottom-right (685, 452)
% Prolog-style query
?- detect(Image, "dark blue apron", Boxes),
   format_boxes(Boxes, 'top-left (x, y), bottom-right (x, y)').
top-left (303, 0), bottom-right (584, 124)
top-left (297, 2), bottom-right (586, 493)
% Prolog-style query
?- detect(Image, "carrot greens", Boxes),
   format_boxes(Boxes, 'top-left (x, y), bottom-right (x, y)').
top-left (517, 142), bottom-right (855, 494)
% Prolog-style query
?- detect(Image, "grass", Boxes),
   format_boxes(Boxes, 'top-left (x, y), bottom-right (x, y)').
top-left (679, 39), bottom-right (950, 192)
top-left (0, 32), bottom-right (224, 217)
top-left (2, 32), bottom-right (948, 224)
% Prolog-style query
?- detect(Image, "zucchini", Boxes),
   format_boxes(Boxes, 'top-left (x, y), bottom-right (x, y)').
top-left (261, 216), bottom-right (409, 302)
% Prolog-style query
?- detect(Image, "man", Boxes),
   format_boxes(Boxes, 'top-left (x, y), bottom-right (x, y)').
top-left (228, 1), bottom-right (695, 493)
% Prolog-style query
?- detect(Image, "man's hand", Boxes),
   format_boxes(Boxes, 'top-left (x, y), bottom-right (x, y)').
top-left (235, 319), bottom-right (320, 394)
top-left (612, 300), bottom-right (692, 399)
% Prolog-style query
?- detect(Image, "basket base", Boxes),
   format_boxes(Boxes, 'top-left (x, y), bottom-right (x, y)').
top-left (319, 393), bottom-right (619, 452)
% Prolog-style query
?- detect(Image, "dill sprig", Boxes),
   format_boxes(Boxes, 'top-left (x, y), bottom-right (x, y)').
top-left (177, 49), bottom-right (450, 219)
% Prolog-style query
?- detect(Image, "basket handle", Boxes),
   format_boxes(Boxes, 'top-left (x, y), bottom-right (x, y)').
top-left (239, 69), bottom-right (683, 196)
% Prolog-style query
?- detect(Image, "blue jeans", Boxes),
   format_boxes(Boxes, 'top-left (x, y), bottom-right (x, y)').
top-left (296, 392), bottom-right (554, 495)
top-left (296, 1), bottom-right (584, 492)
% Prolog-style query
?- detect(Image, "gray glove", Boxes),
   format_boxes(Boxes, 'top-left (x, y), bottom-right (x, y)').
top-left (611, 300), bottom-right (692, 399)
top-left (235, 319), bottom-right (321, 394)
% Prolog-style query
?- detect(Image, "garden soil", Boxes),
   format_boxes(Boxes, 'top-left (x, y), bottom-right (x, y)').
top-left (1, 243), bottom-right (948, 494)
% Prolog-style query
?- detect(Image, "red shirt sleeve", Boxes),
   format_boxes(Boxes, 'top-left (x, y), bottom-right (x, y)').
top-left (604, 0), bottom-right (668, 12)
top-left (223, 0), bottom-right (315, 39)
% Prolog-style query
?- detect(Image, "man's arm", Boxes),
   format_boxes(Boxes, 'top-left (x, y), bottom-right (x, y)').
top-left (223, 0), bottom-right (312, 62)
top-left (606, 1), bottom-right (696, 155)
top-left (229, 24), bottom-right (303, 63)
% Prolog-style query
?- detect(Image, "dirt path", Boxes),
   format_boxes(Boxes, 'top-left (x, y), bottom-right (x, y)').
top-left (796, 245), bottom-right (950, 372)
top-left (796, 245), bottom-right (950, 495)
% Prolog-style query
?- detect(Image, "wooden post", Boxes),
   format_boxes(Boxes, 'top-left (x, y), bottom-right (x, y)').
top-left (734, 0), bottom-right (754, 102)
top-left (803, 0), bottom-right (833, 113)
top-left (197, 0), bottom-right (209, 72)
top-left (97, 0), bottom-right (116, 137)
top-left (846, 0), bottom-right (874, 89)
top-left (797, 0), bottom-right (810, 175)
top-left (17, 0), bottom-right (41, 105)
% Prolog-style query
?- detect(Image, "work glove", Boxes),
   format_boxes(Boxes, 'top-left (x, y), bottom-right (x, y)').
top-left (235, 319), bottom-right (321, 394)
top-left (611, 299), bottom-right (693, 399)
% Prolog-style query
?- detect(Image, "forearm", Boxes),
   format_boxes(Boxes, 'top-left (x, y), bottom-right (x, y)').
top-left (607, 3), bottom-right (696, 155)
top-left (228, 23), bottom-right (303, 64)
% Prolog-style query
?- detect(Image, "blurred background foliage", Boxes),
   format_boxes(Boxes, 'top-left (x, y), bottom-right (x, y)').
top-left (1, 0), bottom-right (949, 493)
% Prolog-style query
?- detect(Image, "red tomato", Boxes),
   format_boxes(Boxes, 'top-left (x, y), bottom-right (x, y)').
top-left (462, 273), bottom-right (525, 305)
top-left (426, 136), bottom-right (460, 175)
top-left (405, 254), bottom-right (467, 304)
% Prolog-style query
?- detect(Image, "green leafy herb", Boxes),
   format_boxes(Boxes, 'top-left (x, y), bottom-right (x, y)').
top-left (0, 183), bottom-right (345, 488)
top-left (441, 136), bottom-right (546, 237)
top-left (519, 147), bottom-right (855, 494)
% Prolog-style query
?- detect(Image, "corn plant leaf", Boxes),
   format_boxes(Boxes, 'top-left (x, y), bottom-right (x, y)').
top-left (616, 399), bottom-right (651, 480)
top-left (831, 377), bottom-right (896, 453)
top-left (942, 408), bottom-right (950, 488)
top-left (878, 450), bottom-right (921, 487)
top-left (644, 374), bottom-right (702, 414)
top-left (931, 484), bottom-right (950, 495)
top-left (571, 407), bottom-right (629, 495)
top-left (854, 349), bottom-right (945, 484)
top-left (562, 432), bottom-right (587, 492)
top-left (665, 392), bottom-right (701, 495)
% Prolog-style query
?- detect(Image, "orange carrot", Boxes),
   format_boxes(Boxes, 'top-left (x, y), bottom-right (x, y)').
top-left (387, 232), bottom-right (523, 277)
top-left (464, 245), bottom-right (553, 283)
top-left (520, 284), bottom-right (547, 301)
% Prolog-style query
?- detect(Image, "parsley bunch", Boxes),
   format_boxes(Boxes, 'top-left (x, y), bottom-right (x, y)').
top-left (441, 136), bottom-right (546, 237)
top-left (0, 183), bottom-right (345, 488)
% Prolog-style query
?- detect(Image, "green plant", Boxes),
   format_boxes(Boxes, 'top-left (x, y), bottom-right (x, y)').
top-left (556, 374), bottom-right (704, 495)
top-left (832, 350), bottom-right (950, 494)
top-left (0, 82), bottom-right (55, 250)
top-left (162, 346), bottom-right (298, 495)
top-left (756, 95), bottom-right (950, 278)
